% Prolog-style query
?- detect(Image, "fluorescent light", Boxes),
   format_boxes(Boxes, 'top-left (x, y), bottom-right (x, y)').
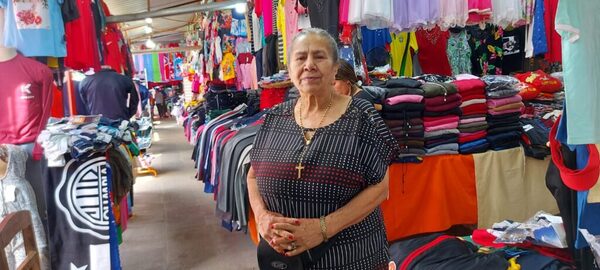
top-left (145, 18), bottom-right (153, 24)
top-left (234, 3), bottom-right (246, 13)
top-left (145, 39), bottom-right (156, 49)
top-left (144, 26), bottom-right (153, 34)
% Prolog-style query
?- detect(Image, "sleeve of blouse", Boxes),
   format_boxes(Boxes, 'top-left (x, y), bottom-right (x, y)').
top-left (360, 101), bottom-right (399, 185)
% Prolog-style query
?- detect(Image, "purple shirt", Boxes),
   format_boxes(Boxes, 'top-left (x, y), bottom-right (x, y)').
top-left (393, 0), bottom-right (440, 30)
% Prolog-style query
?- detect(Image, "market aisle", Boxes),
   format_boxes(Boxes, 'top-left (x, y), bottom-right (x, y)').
top-left (120, 119), bottom-right (258, 270)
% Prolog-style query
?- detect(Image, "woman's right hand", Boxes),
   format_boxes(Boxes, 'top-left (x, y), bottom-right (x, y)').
top-left (257, 210), bottom-right (300, 253)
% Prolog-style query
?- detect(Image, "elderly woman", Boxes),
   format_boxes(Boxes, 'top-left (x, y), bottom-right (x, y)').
top-left (248, 28), bottom-right (398, 269)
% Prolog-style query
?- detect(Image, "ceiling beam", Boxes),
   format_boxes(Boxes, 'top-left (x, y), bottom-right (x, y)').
top-left (106, 0), bottom-right (245, 23)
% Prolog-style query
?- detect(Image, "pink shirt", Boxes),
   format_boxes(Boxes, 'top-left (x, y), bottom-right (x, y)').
top-left (260, 0), bottom-right (274, 36)
top-left (0, 54), bottom-right (54, 156)
top-left (386, 95), bottom-right (424, 105)
top-left (487, 95), bottom-right (523, 108)
top-left (424, 115), bottom-right (460, 127)
top-left (488, 108), bottom-right (523, 115)
top-left (339, 0), bottom-right (350, 24)
top-left (459, 117), bottom-right (486, 124)
top-left (425, 122), bottom-right (459, 132)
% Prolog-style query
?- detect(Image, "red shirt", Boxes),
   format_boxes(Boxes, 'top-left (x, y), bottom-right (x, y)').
top-left (0, 54), bottom-right (54, 146)
top-left (64, 0), bottom-right (101, 70)
top-left (103, 25), bottom-right (124, 73)
top-left (544, 0), bottom-right (562, 63)
top-left (415, 26), bottom-right (453, 76)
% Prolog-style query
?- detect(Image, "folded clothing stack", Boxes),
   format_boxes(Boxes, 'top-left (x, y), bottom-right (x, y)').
top-left (423, 115), bottom-right (460, 156)
top-left (380, 78), bottom-right (425, 159)
top-left (519, 118), bottom-right (551, 159)
top-left (453, 79), bottom-right (489, 154)
top-left (422, 82), bottom-right (461, 156)
top-left (482, 75), bottom-right (524, 150)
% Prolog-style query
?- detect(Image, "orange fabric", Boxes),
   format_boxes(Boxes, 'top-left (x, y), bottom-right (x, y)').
top-left (248, 208), bottom-right (259, 245)
top-left (381, 154), bottom-right (478, 242)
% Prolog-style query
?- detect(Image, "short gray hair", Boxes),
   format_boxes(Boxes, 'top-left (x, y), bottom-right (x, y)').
top-left (289, 28), bottom-right (339, 64)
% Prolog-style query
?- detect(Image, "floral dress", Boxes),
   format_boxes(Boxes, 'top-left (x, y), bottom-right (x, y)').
top-left (447, 29), bottom-right (472, 75)
top-left (467, 25), bottom-right (504, 76)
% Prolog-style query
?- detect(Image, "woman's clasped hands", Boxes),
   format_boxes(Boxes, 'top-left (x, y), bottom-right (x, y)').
top-left (257, 211), bottom-right (326, 257)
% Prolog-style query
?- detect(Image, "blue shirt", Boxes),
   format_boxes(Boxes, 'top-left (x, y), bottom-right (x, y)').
top-left (0, 0), bottom-right (66, 57)
top-left (361, 27), bottom-right (392, 55)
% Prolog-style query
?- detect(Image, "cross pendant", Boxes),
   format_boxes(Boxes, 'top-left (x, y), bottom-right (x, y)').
top-left (295, 163), bottom-right (305, 179)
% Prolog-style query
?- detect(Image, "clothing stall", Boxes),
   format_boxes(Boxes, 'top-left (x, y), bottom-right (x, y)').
top-left (0, 0), bottom-right (140, 268)
top-left (176, 0), bottom-right (599, 269)
top-left (1, 0), bottom-right (599, 269)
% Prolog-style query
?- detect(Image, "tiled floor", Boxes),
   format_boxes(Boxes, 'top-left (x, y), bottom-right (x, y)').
top-left (120, 120), bottom-right (258, 270)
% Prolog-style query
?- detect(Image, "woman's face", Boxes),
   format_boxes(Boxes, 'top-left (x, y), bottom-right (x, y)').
top-left (333, 80), bottom-right (351, 96)
top-left (288, 34), bottom-right (339, 95)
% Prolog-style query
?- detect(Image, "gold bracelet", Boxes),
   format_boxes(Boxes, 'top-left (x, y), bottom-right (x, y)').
top-left (319, 216), bottom-right (328, 242)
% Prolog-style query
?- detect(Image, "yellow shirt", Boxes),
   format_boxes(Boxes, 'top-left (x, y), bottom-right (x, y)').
top-left (276, 0), bottom-right (287, 64)
top-left (390, 32), bottom-right (418, 77)
top-left (221, 52), bottom-right (236, 81)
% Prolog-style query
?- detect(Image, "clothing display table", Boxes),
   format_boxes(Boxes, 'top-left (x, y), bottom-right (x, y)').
top-left (247, 147), bottom-right (559, 244)
top-left (382, 147), bottom-right (559, 242)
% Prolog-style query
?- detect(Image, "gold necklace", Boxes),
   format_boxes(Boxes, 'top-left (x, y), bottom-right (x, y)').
top-left (295, 93), bottom-right (334, 179)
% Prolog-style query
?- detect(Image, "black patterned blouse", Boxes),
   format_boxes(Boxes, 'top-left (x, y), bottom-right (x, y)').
top-left (250, 98), bottom-right (398, 269)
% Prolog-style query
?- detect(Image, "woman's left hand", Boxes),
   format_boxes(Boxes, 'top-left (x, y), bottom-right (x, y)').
top-left (271, 218), bottom-right (324, 257)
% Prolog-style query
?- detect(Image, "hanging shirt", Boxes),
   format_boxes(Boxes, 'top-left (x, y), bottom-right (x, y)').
top-left (231, 10), bottom-right (247, 37)
top-left (555, 0), bottom-right (600, 144)
top-left (362, 0), bottom-right (394, 29)
top-left (467, 25), bottom-right (504, 76)
top-left (251, 11), bottom-right (264, 51)
top-left (544, 0), bottom-right (562, 62)
top-left (467, 0), bottom-right (493, 24)
top-left (407, 0), bottom-right (440, 30)
top-left (259, 0), bottom-right (274, 36)
top-left (415, 26), bottom-right (452, 76)
top-left (361, 27), bottom-right (392, 56)
top-left (501, 27), bottom-right (526, 75)
top-left (439, 0), bottom-right (468, 29)
top-left (0, 0), bottom-right (66, 57)
top-left (276, 0), bottom-right (298, 65)
top-left (102, 25), bottom-right (124, 73)
top-left (305, 0), bottom-right (339, 40)
top-left (392, 0), bottom-right (409, 31)
top-left (447, 30), bottom-right (472, 75)
top-left (390, 32), bottom-right (417, 77)
top-left (491, 0), bottom-right (524, 29)
top-left (0, 54), bottom-right (54, 146)
top-left (64, 0), bottom-right (100, 70)
top-left (221, 52), bottom-right (236, 81)
top-left (347, 0), bottom-right (362, 25)
top-left (532, 0), bottom-right (548, 56)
